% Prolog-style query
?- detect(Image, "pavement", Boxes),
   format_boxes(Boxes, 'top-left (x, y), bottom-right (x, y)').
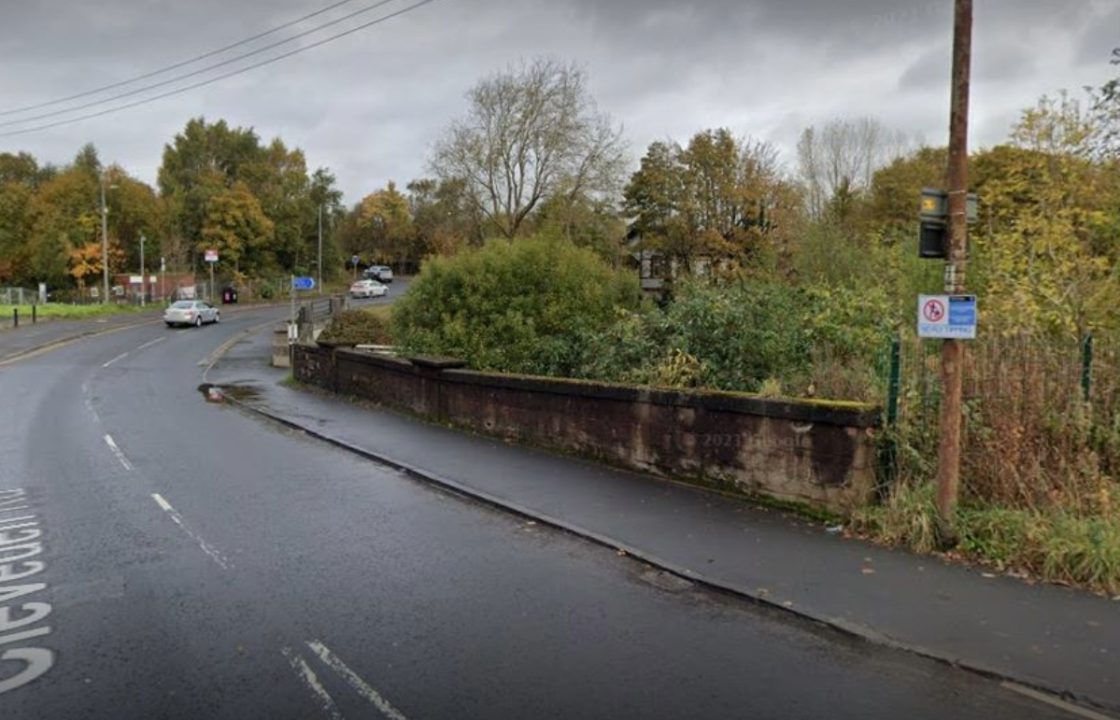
top-left (207, 324), bottom-right (1120, 718)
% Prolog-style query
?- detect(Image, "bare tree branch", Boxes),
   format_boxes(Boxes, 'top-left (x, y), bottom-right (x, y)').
top-left (431, 58), bottom-right (626, 239)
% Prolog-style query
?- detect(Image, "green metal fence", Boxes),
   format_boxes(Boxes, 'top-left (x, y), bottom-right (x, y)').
top-left (880, 331), bottom-right (1120, 510)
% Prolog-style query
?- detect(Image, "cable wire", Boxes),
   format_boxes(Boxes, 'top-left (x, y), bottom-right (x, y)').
top-left (0, 0), bottom-right (439, 138)
top-left (0, 0), bottom-right (403, 128)
top-left (0, 0), bottom-right (365, 117)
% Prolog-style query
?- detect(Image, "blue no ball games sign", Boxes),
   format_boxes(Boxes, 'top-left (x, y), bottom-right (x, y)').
top-left (918, 294), bottom-right (977, 339)
top-left (292, 276), bottom-right (316, 291)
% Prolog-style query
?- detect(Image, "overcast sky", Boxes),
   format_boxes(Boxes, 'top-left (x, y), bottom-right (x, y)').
top-left (1, 0), bottom-right (1116, 202)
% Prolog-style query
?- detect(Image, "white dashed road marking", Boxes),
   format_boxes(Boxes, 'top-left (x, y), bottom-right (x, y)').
top-left (103, 435), bottom-right (132, 471)
top-left (101, 352), bottom-right (129, 369)
top-left (135, 337), bottom-right (166, 352)
top-left (282, 647), bottom-right (344, 720)
top-left (150, 493), bottom-right (231, 570)
top-left (306, 640), bottom-right (410, 720)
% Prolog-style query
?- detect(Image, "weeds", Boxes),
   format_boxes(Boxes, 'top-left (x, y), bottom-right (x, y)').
top-left (855, 481), bottom-right (1120, 595)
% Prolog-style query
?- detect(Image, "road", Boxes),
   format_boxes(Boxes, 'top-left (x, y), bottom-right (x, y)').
top-left (0, 306), bottom-right (1077, 719)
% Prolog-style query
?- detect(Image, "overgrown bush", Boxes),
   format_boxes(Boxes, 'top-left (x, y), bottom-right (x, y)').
top-left (391, 235), bottom-right (641, 375)
top-left (318, 307), bottom-right (393, 346)
top-left (579, 279), bottom-right (895, 398)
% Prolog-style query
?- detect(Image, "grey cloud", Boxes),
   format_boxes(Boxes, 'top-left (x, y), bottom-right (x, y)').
top-left (0, 0), bottom-right (1111, 200)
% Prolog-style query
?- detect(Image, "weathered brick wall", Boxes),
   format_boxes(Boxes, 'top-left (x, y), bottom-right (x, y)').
top-left (295, 347), bottom-right (881, 514)
top-left (293, 345), bottom-right (335, 389)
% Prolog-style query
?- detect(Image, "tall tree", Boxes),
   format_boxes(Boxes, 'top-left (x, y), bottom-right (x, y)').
top-left (0, 153), bottom-right (40, 284)
top-left (797, 118), bottom-right (909, 220)
top-left (308, 168), bottom-right (345, 279)
top-left (624, 130), bottom-right (793, 271)
top-left (431, 58), bottom-right (626, 239)
top-left (966, 94), bottom-right (1120, 336)
top-left (104, 165), bottom-right (167, 274)
top-left (25, 168), bottom-right (99, 288)
top-left (198, 182), bottom-right (275, 277)
top-left (407, 177), bottom-right (481, 257)
top-left (158, 117), bottom-right (265, 254)
top-left (358, 182), bottom-right (416, 267)
top-left (1087, 47), bottom-right (1120, 160)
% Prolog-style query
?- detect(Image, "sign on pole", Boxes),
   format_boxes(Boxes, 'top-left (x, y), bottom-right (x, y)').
top-left (918, 294), bottom-right (977, 339)
top-left (204, 249), bottom-right (219, 263)
top-left (291, 276), bottom-right (316, 291)
top-left (351, 255), bottom-right (360, 267)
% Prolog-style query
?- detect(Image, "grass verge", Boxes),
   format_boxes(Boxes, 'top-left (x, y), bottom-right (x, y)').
top-left (0, 303), bottom-right (148, 321)
top-left (851, 482), bottom-right (1120, 595)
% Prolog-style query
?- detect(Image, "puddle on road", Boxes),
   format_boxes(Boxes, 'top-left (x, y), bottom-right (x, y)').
top-left (220, 384), bottom-right (263, 402)
top-left (197, 383), bottom-right (263, 404)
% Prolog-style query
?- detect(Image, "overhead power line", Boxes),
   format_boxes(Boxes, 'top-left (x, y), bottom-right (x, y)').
top-left (0, 0), bottom-right (440, 138)
top-left (0, 0), bottom-right (403, 128)
top-left (0, 0), bottom-right (365, 117)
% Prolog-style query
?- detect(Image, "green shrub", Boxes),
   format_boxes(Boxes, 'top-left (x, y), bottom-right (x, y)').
top-left (318, 307), bottom-right (393, 346)
top-left (581, 279), bottom-right (895, 397)
top-left (391, 236), bottom-right (641, 375)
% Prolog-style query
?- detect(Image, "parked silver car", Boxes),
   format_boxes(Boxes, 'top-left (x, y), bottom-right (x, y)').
top-left (164, 300), bottom-right (220, 327)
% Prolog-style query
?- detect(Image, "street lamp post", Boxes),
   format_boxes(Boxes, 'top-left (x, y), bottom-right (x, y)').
top-left (139, 234), bottom-right (146, 307)
top-left (317, 204), bottom-right (323, 295)
top-left (99, 172), bottom-right (118, 305)
top-left (100, 175), bottom-right (109, 304)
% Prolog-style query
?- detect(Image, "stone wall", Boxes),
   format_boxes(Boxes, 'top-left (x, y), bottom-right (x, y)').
top-left (294, 345), bottom-right (881, 514)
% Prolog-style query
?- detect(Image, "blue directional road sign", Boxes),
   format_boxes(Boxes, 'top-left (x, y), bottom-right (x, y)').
top-left (292, 276), bottom-right (316, 291)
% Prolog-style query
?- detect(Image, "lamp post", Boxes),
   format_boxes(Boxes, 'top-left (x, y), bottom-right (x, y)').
top-left (139, 234), bottom-right (146, 307)
top-left (317, 204), bottom-right (323, 295)
top-left (99, 172), bottom-right (118, 305)
top-left (100, 175), bottom-right (109, 304)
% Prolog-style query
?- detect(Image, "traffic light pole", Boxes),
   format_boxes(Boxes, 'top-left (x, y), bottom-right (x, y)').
top-left (935, 0), bottom-right (973, 546)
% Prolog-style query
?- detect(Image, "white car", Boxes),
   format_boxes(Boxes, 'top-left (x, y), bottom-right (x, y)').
top-left (164, 300), bottom-right (220, 327)
top-left (364, 265), bottom-right (394, 283)
top-left (349, 280), bottom-right (388, 299)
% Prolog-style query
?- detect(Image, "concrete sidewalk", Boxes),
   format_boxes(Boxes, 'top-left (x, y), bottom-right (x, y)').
top-left (209, 329), bottom-right (1120, 716)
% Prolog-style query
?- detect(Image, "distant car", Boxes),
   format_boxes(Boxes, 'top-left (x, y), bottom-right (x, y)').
top-left (164, 300), bottom-right (220, 327)
top-left (363, 265), bottom-right (394, 283)
top-left (349, 280), bottom-right (388, 299)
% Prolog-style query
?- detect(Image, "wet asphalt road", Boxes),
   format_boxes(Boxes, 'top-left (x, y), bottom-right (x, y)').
top-left (0, 308), bottom-right (1076, 719)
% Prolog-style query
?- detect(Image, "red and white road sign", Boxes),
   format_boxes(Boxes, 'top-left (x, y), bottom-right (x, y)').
top-left (922, 298), bottom-right (946, 323)
top-left (204, 249), bottom-right (219, 263)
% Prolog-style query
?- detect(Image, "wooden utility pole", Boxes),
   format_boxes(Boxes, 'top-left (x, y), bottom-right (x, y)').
top-left (935, 0), bottom-right (973, 545)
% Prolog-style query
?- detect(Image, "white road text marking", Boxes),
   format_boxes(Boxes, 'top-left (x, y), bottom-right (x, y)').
top-left (149, 494), bottom-right (230, 570)
top-left (0, 489), bottom-right (55, 695)
top-left (103, 435), bottom-right (132, 471)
